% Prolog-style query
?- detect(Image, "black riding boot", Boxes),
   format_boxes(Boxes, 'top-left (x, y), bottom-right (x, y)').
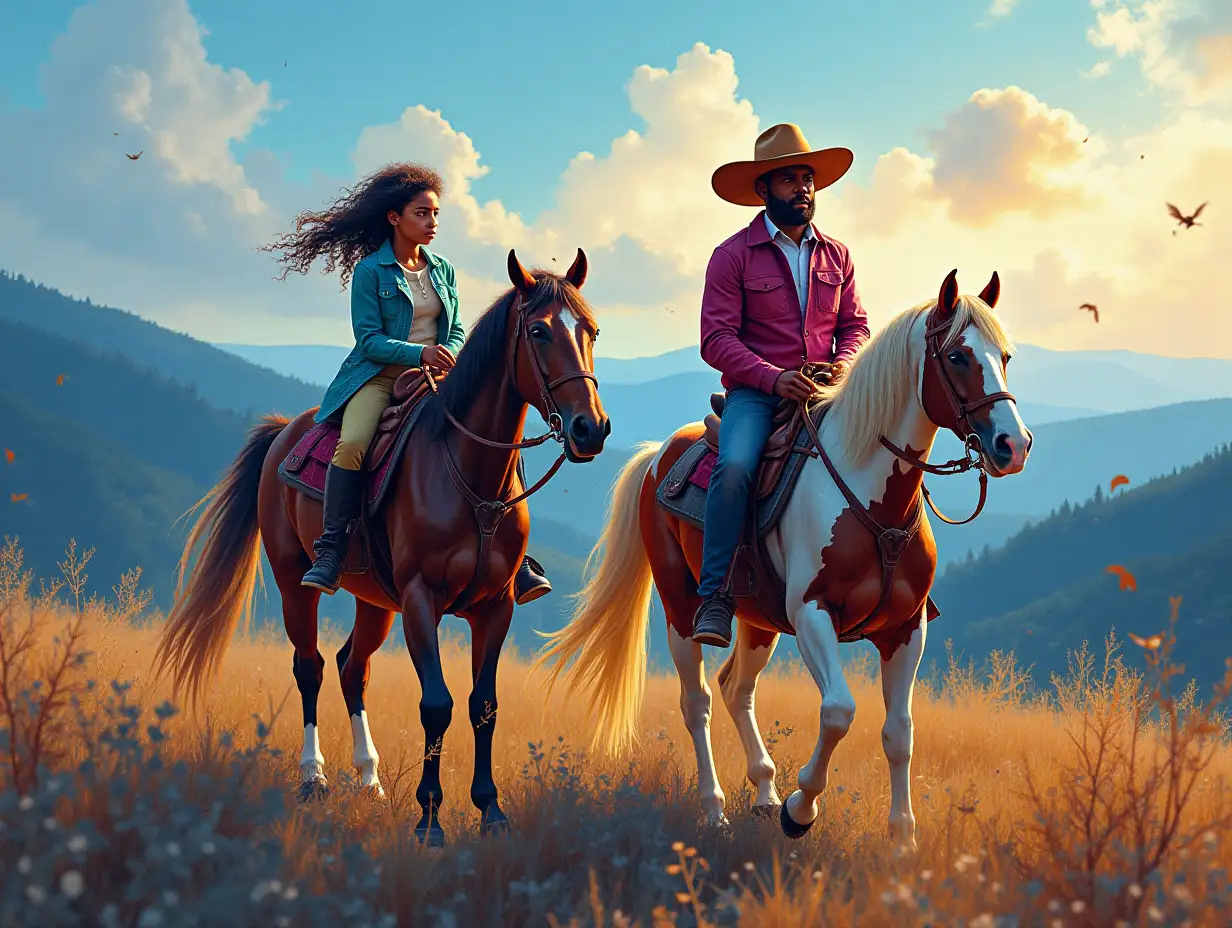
top-left (692, 591), bottom-right (737, 648)
top-left (513, 456), bottom-right (552, 605)
top-left (301, 464), bottom-right (364, 594)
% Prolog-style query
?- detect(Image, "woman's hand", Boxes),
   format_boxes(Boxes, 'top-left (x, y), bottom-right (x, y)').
top-left (420, 345), bottom-right (456, 372)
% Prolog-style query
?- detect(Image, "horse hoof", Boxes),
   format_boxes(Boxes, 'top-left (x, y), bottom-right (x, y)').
top-left (414, 824), bottom-right (447, 849)
top-left (480, 804), bottom-right (510, 836)
top-left (362, 783), bottom-right (387, 803)
top-left (296, 778), bottom-right (329, 804)
top-left (780, 799), bottom-right (815, 840)
top-left (751, 802), bottom-right (781, 821)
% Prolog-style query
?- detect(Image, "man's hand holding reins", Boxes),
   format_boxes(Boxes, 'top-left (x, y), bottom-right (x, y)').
top-left (773, 370), bottom-right (821, 402)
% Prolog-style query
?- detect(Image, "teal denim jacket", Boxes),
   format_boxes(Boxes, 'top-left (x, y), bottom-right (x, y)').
top-left (315, 239), bottom-right (467, 424)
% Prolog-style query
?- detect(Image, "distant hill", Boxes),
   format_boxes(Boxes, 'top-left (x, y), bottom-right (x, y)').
top-left (930, 442), bottom-right (1232, 688)
top-left (0, 271), bottom-right (322, 418)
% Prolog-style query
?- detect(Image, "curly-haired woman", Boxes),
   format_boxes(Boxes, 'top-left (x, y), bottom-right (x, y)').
top-left (263, 162), bottom-right (552, 603)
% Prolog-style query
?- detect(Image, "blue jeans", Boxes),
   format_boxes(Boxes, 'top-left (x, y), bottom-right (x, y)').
top-left (696, 387), bottom-right (780, 598)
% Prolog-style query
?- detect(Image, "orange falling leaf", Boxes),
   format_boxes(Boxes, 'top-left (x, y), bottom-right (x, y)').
top-left (1109, 474), bottom-right (1129, 492)
top-left (1106, 564), bottom-right (1137, 591)
top-left (1128, 632), bottom-right (1162, 651)
top-left (55, 373), bottom-right (67, 386)
top-left (3, 448), bottom-right (12, 464)
top-left (10, 492), bottom-right (27, 503)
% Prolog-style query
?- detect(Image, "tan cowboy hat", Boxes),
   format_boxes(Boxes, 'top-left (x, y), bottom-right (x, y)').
top-left (712, 123), bottom-right (853, 207)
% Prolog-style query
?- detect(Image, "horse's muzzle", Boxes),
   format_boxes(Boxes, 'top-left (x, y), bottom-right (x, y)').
top-left (566, 413), bottom-right (609, 460)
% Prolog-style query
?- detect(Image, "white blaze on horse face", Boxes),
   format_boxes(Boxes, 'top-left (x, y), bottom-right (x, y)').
top-left (971, 329), bottom-right (1031, 474)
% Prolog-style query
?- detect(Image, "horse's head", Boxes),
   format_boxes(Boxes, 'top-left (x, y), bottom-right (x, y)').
top-left (507, 249), bottom-right (610, 462)
top-left (921, 269), bottom-right (1032, 478)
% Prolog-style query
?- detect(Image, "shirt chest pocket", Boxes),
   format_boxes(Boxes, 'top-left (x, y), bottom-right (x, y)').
top-left (743, 274), bottom-right (790, 319)
top-left (812, 269), bottom-right (843, 314)
top-left (377, 284), bottom-right (404, 323)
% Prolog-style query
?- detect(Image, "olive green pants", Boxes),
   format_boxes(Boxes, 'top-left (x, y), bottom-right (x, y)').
top-left (332, 364), bottom-right (409, 471)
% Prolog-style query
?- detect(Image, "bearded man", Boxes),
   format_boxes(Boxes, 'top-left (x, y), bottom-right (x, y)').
top-left (692, 123), bottom-right (872, 648)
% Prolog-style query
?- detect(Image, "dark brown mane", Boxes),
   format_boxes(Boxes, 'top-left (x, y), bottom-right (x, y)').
top-left (420, 271), bottom-right (596, 440)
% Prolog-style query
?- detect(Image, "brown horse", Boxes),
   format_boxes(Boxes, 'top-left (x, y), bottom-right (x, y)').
top-left (537, 269), bottom-right (1031, 850)
top-left (154, 250), bottom-right (608, 847)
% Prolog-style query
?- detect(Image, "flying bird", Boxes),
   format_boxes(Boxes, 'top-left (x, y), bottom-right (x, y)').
top-left (126, 151), bottom-right (143, 161)
top-left (1106, 564), bottom-right (1137, 591)
top-left (1079, 302), bottom-right (1099, 323)
top-left (4, 449), bottom-right (13, 464)
top-left (1168, 201), bottom-right (1207, 230)
top-left (55, 373), bottom-right (67, 386)
top-left (1109, 474), bottom-right (1129, 492)
top-left (1082, 137), bottom-right (1088, 143)
top-left (10, 492), bottom-right (28, 503)
top-left (1128, 632), bottom-right (1162, 651)
top-left (112, 131), bottom-right (119, 136)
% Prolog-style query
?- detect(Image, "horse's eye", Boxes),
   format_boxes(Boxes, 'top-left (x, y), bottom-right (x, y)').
top-left (530, 324), bottom-right (551, 341)
top-left (946, 351), bottom-right (966, 366)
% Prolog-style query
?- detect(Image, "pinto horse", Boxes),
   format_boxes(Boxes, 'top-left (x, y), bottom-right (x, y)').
top-left (154, 250), bottom-right (608, 847)
top-left (536, 269), bottom-right (1030, 849)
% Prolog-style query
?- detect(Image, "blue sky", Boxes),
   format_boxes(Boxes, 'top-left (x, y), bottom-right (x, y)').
top-left (0, 0), bottom-right (1228, 358)
top-left (2, 0), bottom-right (1166, 219)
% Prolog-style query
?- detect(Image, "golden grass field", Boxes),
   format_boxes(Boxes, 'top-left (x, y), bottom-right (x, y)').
top-left (2, 539), bottom-right (1232, 927)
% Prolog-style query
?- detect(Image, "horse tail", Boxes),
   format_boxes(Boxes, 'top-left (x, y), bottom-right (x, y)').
top-left (534, 440), bottom-right (661, 756)
top-left (152, 414), bottom-right (289, 707)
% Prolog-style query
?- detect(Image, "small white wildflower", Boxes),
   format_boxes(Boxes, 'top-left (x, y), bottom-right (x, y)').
top-left (18, 795), bottom-right (34, 811)
top-left (729, 872), bottom-right (740, 882)
top-left (1051, 920), bottom-right (1063, 928)
top-left (162, 890), bottom-right (179, 907)
top-left (137, 910), bottom-right (164, 928)
top-left (977, 873), bottom-right (987, 883)
top-left (1072, 900), bottom-right (1086, 913)
top-left (250, 881), bottom-right (273, 903)
top-left (166, 842), bottom-right (180, 857)
top-left (1202, 830), bottom-right (1218, 848)
top-left (881, 890), bottom-right (895, 905)
top-left (1128, 883), bottom-right (1143, 899)
top-left (67, 834), bottom-right (88, 853)
top-left (1048, 899), bottom-right (1062, 913)
top-left (201, 840), bottom-right (216, 855)
top-left (954, 859), bottom-right (967, 874)
top-left (283, 886), bottom-right (299, 901)
top-left (42, 816), bottom-right (58, 831)
top-left (1172, 884), bottom-right (1193, 905)
top-left (1146, 906), bottom-right (1163, 922)
top-left (59, 870), bottom-right (84, 900)
top-left (969, 915), bottom-right (996, 928)
top-left (812, 871), bottom-right (823, 882)
top-left (26, 885), bottom-right (46, 904)
top-left (17, 855), bottom-right (31, 875)
top-left (743, 861), bottom-right (755, 872)
top-left (991, 882), bottom-right (1003, 894)
top-left (920, 869), bottom-right (933, 881)
top-left (269, 880), bottom-right (282, 894)
top-left (896, 883), bottom-right (913, 902)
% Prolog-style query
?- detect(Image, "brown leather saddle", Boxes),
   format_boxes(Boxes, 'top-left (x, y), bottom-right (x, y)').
top-left (702, 389), bottom-right (812, 503)
top-left (277, 367), bottom-right (439, 601)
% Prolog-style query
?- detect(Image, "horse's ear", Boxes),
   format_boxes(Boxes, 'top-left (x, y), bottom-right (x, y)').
top-left (507, 249), bottom-right (537, 295)
top-left (937, 269), bottom-right (959, 318)
top-left (978, 271), bottom-right (1001, 310)
top-left (564, 248), bottom-right (588, 289)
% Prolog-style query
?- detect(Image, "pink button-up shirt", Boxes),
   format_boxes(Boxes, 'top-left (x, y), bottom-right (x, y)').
top-left (699, 211), bottom-right (871, 394)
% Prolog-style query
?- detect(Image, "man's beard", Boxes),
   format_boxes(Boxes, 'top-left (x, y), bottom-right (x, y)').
top-left (766, 190), bottom-right (815, 227)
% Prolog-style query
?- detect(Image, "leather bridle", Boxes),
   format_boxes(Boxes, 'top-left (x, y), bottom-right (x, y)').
top-left (878, 308), bottom-right (1017, 525)
top-left (424, 290), bottom-right (600, 611)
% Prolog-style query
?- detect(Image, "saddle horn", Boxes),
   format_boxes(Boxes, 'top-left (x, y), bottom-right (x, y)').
top-left (564, 248), bottom-right (588, 289)
top-left (937, 268), bottom-right (960, 319)
top-left (507, 249), bottom-right (537, 296)
top-left (978, 271), bottom-right (1000, 310)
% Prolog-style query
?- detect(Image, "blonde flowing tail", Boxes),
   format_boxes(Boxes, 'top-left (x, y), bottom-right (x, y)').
top-left (152, 415), bottom-right (288, 707)
top-left (534, 441), bottom-right (662, 756)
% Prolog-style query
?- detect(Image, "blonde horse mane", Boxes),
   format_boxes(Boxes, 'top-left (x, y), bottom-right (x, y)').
top-left (813, 293), bottom-right (1015, 467)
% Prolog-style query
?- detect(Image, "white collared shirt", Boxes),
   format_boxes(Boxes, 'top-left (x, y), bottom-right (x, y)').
top-left (765, 213), bottom-right (817, 316)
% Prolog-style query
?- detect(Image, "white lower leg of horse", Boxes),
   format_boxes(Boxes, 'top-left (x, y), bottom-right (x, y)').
top-left (719, 627), bottom-right (781, 809)
top-left (786, 602), bottom-right (855, 828)
top-left (350, 710), bottom-right (383, 794)
top-left (666, 625), bottom-right (726, 823)
top-left (881, 617), bottom-right (926, 850)
top-left (300, 723), bottom-right (326, 784)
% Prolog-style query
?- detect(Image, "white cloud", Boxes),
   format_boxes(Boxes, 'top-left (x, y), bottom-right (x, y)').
top-left (1088, 0), bottom-right (1232, 106)
top-left (1, 0), bottom-right (1230, 366)
top-left (1082, 61), bottom-right (1113, 78)
top-left (988, 0), bottom-right (1019, 16)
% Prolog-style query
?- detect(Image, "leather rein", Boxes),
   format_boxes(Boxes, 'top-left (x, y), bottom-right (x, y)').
top-left (423, 291), bottom-right (598, 610)
top-left (796, 309), bottom-right (1015, 634)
